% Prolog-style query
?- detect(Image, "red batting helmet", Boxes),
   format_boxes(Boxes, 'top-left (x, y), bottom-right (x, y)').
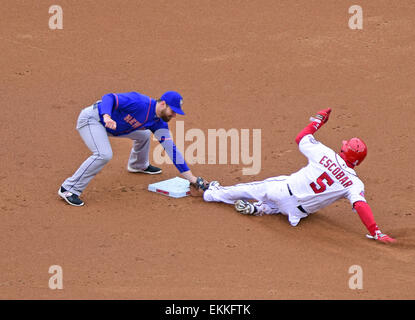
top-left (340, 138), bottom-right (367, 166)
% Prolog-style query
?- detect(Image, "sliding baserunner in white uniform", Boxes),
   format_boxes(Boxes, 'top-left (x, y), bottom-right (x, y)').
top-left (203, 108), bottom-right (395, 243)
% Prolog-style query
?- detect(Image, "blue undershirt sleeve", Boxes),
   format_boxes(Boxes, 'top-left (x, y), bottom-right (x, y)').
top-left (100, 93), bottom-right (116, 117)
top-left (150, 122), bottom-right (190, 173)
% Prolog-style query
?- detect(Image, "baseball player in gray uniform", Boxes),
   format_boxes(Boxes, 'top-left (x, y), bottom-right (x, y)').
top-left (59, 91), bottom-right (205, 206)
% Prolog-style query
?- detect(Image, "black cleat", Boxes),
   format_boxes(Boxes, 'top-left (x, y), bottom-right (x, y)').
top-left (127, 164), bottom-right (162, 174)
top-left (58, 186), bottom-right (84, 206)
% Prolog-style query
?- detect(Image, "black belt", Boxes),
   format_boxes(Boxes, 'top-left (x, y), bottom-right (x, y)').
top-left (287, 184), bottom-right (308, 214)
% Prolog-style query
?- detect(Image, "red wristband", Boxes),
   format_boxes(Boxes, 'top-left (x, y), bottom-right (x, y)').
top-left (353, 201), bottom-right (379, 236)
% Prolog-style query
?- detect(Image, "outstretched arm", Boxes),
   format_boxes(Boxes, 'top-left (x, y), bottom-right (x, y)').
top-left (353, 201), bottom-right (396, 243)
top-left (151, 126), bottom-right (191, 175)
top-left (181, 170), bottom-right (197, 184)
top-left (150, 123), bottom-right (203, 185)
top-left (295, 108), bottom-right (332, 144)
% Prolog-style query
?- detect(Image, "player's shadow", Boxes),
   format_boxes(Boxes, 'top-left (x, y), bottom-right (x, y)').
top-left (244, 209), bottom-right (365, 246)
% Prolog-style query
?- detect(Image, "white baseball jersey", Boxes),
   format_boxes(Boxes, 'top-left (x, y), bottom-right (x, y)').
top-left (287, 134), bottom-right (366, 213)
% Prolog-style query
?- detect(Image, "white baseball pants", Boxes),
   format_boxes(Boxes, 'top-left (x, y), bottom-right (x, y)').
top-left (203, 176), bottom-right (310, 226)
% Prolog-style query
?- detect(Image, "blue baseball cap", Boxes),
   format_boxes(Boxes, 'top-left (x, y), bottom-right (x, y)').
top-left (160, 91), bottom-right (185, 115)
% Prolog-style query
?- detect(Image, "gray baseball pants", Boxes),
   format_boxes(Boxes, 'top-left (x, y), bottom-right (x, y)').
top-left (62, 104), bottom-right (151, 196)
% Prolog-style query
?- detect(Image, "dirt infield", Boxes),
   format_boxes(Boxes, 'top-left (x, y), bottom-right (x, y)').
top-left (1, 0), bottom-right (415, 299)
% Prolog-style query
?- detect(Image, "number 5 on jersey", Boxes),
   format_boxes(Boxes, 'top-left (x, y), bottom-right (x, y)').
top-left (310, 172), bottom-right (334, 194)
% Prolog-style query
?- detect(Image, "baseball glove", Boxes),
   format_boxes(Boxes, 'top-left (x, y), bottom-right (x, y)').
top-left (189, 177), bottom-right (209, 197)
